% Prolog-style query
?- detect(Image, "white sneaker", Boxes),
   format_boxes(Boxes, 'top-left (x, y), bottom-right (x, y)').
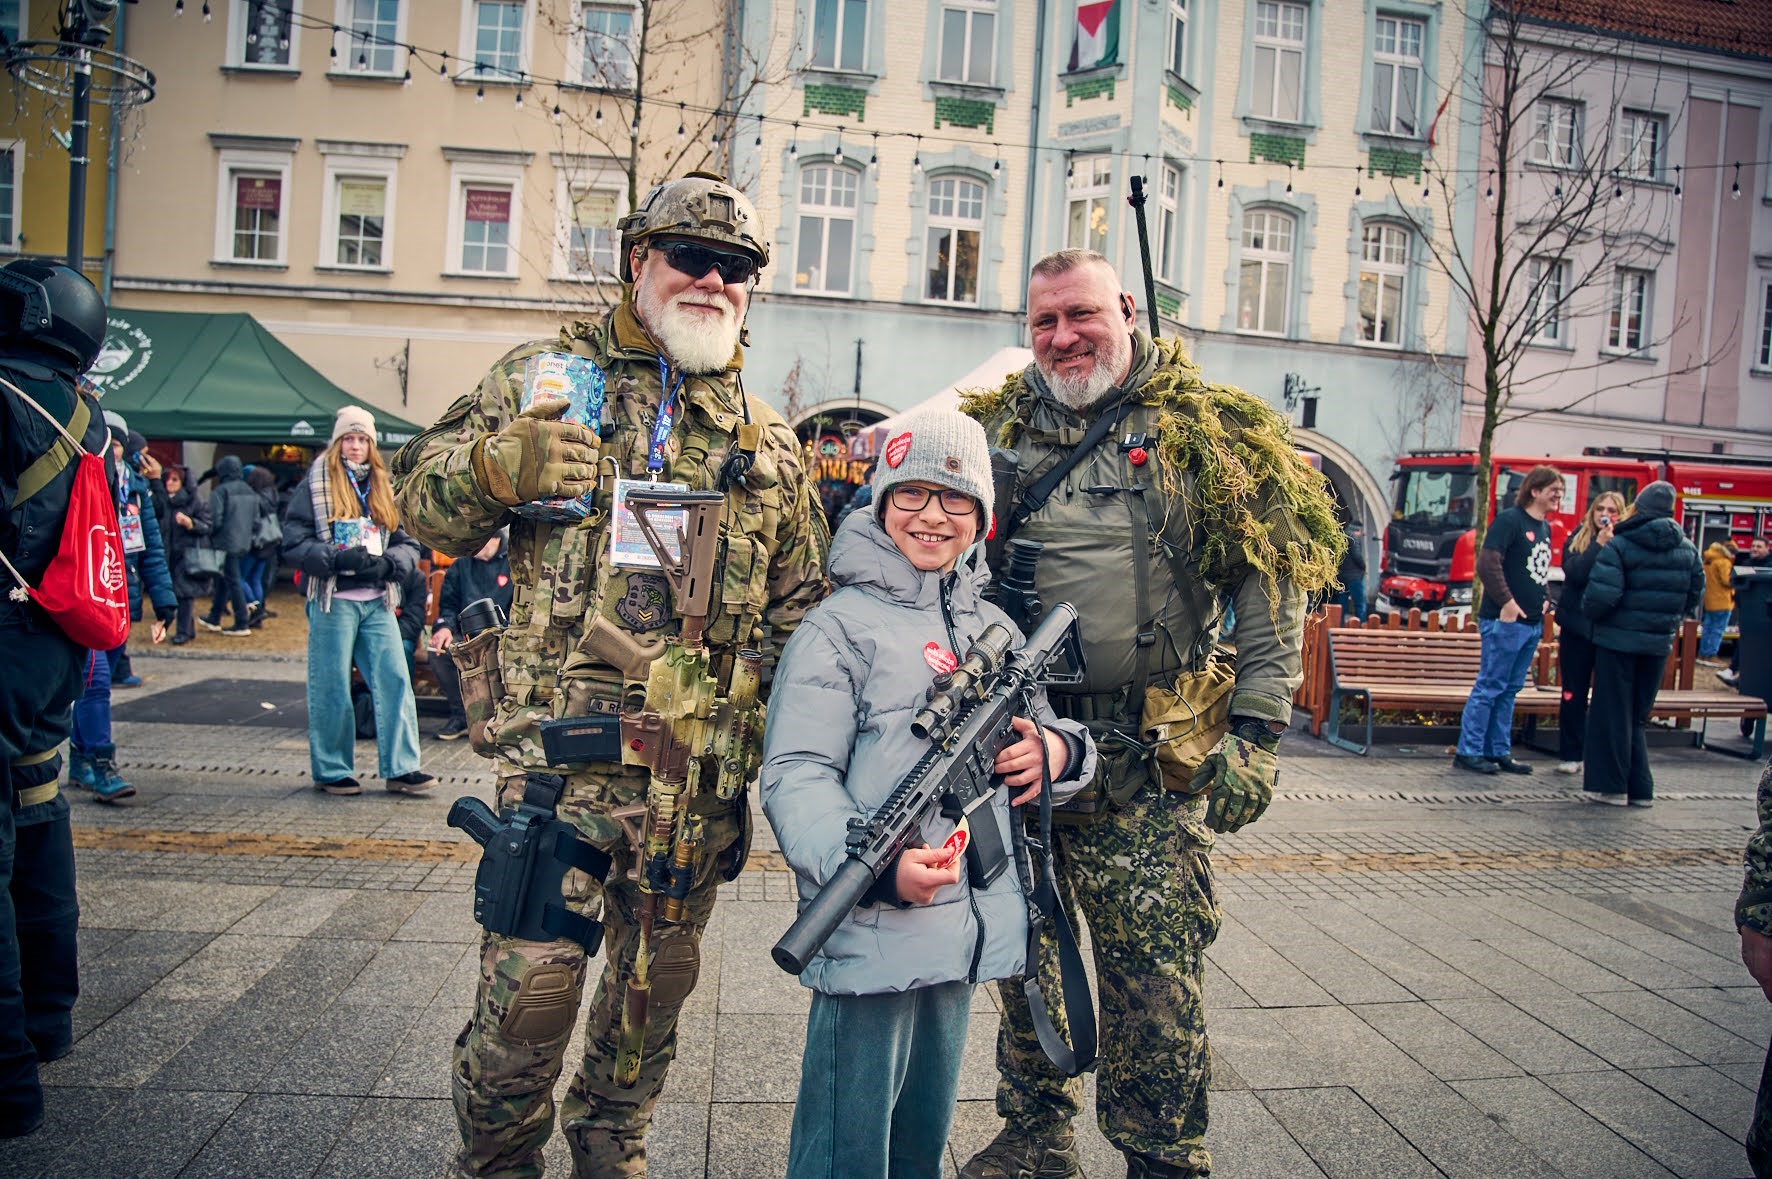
top-left (1582, 793), bottom-right (1628, 806)
top-left (1719, 670), bottom-right (1740, 687)
top-left (1555, 761), bottom-right (1581, 775)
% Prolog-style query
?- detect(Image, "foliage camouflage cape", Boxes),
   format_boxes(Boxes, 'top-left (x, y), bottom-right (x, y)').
top-left (392, 296), bottom-right (827, 1179)
top-left (957, 331), bottom-right (1342, 1175)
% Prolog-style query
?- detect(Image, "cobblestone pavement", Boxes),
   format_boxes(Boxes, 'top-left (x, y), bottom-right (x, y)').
top-left (4, 650), bottom-right (1770, 1178)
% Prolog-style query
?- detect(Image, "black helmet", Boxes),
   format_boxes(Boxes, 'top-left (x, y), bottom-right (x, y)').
top-left (0, 258), bottom-right (108, 373)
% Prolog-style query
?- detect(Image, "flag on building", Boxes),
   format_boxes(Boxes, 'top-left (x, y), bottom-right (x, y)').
top-left (1068, 0), bottom-right (1120, 71)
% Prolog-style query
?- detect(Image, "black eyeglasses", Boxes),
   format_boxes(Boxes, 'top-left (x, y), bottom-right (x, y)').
top-left (653, 240), bottom-right (758, 284)
top-left (887, 485), bottom-right (978, 515)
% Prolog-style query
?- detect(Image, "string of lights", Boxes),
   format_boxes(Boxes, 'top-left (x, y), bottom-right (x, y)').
top-left (160, 0), bottom-right (1767, 193)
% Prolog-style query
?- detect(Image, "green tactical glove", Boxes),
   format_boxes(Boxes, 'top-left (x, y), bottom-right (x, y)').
top-left (1190, 719), bottom-right (1280, 834)
top-left (470, 397), bottom-right (600, 507)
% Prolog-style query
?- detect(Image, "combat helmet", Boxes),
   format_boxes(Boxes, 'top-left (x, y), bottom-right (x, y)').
top-left (0, 258), bottom-right (108, 373)
top-left (618, 170), bottom-right (769, 283)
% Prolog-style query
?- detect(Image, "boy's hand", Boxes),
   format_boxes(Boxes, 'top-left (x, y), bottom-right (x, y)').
top-left (994, 715), bottom-right (1069, 805)
top-left (894, 846), bottom-right (961, 906)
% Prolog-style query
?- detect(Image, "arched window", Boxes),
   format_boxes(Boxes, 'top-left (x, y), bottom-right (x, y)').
top-left (925, 176), bottom-right (985, 305)
top-left (795, 164), bottom-right (861, 295)
top-left (1237, 209), bottom-right (1294, 335)
top-left (1358, 222), bottom-right (1408, 346)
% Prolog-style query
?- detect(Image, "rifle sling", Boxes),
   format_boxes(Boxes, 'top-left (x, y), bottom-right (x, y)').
top-left (1022, 873), bottom-right (1097, 1077)
top-left (1002, 396), bottom-right (1136, 544)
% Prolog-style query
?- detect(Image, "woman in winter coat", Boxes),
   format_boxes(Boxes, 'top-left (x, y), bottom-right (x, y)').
top-left (1701, 540), bottom-right (1738, 661)
top-left (761, 411), bottom-right (1095, 1178)
top-left (1553, 491), bottom-right (1624, 776)
top-left (161, 464), bottom-right (213, 645)
top-left (200, 455), bottom-right (260, 635)
top-left (241, 465), bottom-right (282, 625)
top-left (1580, 481), bottom-right (1705, 805)
top-left (282, 406), bottom-right (434, 798)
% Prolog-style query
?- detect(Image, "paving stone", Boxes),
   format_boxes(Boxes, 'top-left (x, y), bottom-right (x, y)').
top-left (1231, 903), bottom-right (1416, 1004)
top-left (1201, 1089), bottom-right (1326, 1178)
top-left (711, 1013), bottom-right (806, 1102)
top-left (141, 932), bottom-right (299, 1002)
top-left (1429, 997), bottom-right (1609, 1075)
top-left (182, 1091), bottom-right (342, 1179)
top-left (225, 885), bottom-right (355, 937)
top-left (1349, 1001), bottom-right (1519, 1081)
top-left (313, 1096), bottom-right (458, 1179)
top-left (705, 1101), bottom-right (794, 1178)
top-left (1212, 1006), bottom-right (1434, 1090)
top-left (1353, 1077), bottom-right (1560, 1178)
top-left (1543, 1069), bottom-right (1750, 1179)
top-left (657, 1012), bottom-right (715, 1103)
top-left (40, 1087), bottom-right (243, 1179)
top-left (1659, 986), bottom-right (1772, 1047)
top-left (335, 940), bottom-right (469, 1008)
top-left (71, 929), bottom-right (215, 1038)
top-left (1603, 989), bottom-right (1766, 1065)
top-left (1500, 896), bottom-right (1722, 990)
top-left (1204, 958), bottom-right (1258, 1008)
top-left (1208, 916), bottom-right (1337, 1008)
top-left (1256, 1085), bottom-right (1439, 1178)
top-left (717, 900), bottom-right (812, 1015)
top-left (259, 1003), bottom-right (421, 1096)
top-left (955, 1007), bottom-right (1001, 1102)
top-left (389, 890), bottom-right (481, 943)
top-left (1629, 1064), bottom-right (1757, 1140)
top-left (1718, 1058), bottom-right (1765, 1090)
top-left (1421, 938), bottom-right (1581, 1003)
top-left (1550, 895), bottom-right (1747, 983)
top-left (1451, 1075), bottom-right (1677, 1178)
top-left (1309, 899), bottom-right (1496, 1000)
top-left (372, 999), bottom-right (467, 1100)
top-left (308, 890), bottom-right (426, 941)
top-left (45, 998), bottom-right (228, 1088)
top-left (1509, 992), bottom-right (1701, 1070)
top-left (0, 1084), bottom-right (130, 1175)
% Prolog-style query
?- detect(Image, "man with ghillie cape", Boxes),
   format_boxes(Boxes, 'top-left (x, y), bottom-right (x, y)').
top-left (958, 249), bottom-right (1343, 1179)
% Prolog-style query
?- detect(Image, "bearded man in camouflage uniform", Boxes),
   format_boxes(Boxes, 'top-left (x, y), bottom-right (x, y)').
top-left (392, 172), bottom-right (828, 1179)
top-left (1737, 759), bottom-right (1772, 1178)
top-left (959, 250), bottom-right (1342, 1179)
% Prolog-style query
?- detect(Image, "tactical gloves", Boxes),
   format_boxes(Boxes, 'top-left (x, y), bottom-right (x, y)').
top-left (1190, 719), bottom-right (1280, 834)
top-left (470, 398), bottom-right (599, 507)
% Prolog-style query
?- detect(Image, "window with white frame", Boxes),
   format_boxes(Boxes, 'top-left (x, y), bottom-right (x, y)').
top-left (1759, 283), bottom-right (1772, 369)
top-left (1526, 256), bottom-right (1568, 343)
top-left (795, 164), bottom-right (860, 294)
top-left (1530, 99), bottom-right (1581, 168)
top-left (1166, 0), bottom-right (1188, 77)
top-left (1066, 156), bottom-right (1112, 253)
top-left (579, 2), bottom-right (637, 90)
top-left (1607, 268), bottom-right (1650, 353)
top-left (925, 175), bottom-right (984, 304)
top-left (467, 0), bottom-right (526, 80)
top-left (1251, 1), bottom-right (1306, 123)
top-left (0, 143), bottom-right (17, 252)
top-left (234, 0), bottom-right (297, 67)
top-left (1358, 222), bottom-right (1408, 346)
top-left (231, 174), bottom-right (284, 261)
top-left (1618, 110), bottom-right (1665, 182)
top-left (808, 0), bottom-right (868, 72)
top-left (1371, 15), bottom-right (1423, 137)
top-left (337, 0), bottom-right (402, 74)
top-left (460, 186), bottom-right (513, 272)
top-left (1156, 163), bottom-right (1182, 284)
top-left (1237, 209), bottom-right (1294, 335)
top-left (558, 178), bottom-right (623, 279)
top-left (938, 0), bottom-right (995, 85)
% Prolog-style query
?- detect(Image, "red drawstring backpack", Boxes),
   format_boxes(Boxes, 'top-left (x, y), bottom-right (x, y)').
top-left (0, 375), bottom-right (131, 650)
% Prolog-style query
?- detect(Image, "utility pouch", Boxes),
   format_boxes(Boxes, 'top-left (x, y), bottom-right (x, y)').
top-left (1143, 653), bottom-right (1237, 793)
top-left (539, 713), bottom-right (623, 767)
top-left (450, 626), bottom-right (507, 756)
top-left (1053, 731), bottom-right (1151, 827)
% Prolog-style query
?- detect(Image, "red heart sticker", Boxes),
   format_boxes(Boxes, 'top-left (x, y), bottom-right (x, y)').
top-left (939, 819), bottom-right (970, 869)
top-left (924, 642), bottom-right (958, 674)
top-left (884, 431), bottom-right (913, 469)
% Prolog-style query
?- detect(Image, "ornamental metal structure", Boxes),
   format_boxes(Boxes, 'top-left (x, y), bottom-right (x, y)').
top-left (6, 0), bottom-right (156, 269)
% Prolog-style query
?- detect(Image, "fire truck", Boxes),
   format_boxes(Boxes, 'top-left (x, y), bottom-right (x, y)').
top-left (1375, 448), bottom-right (1772, 616)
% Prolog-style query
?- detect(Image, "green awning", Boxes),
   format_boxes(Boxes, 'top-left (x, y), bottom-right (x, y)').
top-left (86, 308), bottom-right (424, 447)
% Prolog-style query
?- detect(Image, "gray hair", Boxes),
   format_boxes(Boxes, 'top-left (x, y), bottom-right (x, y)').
top-left (1029, 248), bottom-right (1117, 284)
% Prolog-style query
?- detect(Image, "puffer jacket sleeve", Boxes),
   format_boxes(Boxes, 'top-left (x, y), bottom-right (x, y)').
top-left (133, 485), bottom-right (177, 617)
top-left (760, 614), bottom-right (868, 890)
top-left (1685, 546), bottom-right (1705, 617)
top-left (384, 524), bottom-right (421, 583)
top-left (1583, 540), bottom-right (1626, 620)
top-left (281, 478), bottom-right (338, 579)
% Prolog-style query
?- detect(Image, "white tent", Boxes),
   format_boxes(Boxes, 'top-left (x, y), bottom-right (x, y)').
top-left (864, 347), bottom-right (1034, 447)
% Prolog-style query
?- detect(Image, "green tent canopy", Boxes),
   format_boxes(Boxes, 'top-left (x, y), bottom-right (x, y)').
top-left (86, 308), bottom-right (424, 447)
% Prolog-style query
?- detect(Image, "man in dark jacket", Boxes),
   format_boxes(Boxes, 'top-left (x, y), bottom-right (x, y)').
top-left (1580, 481), bottom-right (1704, 805)
top-left (200, 455), bottom-right (259, 636)
top-left (1332, 520), bottom-right (1367, 620)
top-left (428, 532), bottom-right (513, 740)
top-left (1724, 537), bottom-right (1772, 688)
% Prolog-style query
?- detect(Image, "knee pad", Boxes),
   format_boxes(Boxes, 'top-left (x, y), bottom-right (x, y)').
top-left (648, 925), bottom-right (701, 1010)
top-left (497, 962), bottom-right (581, 1045)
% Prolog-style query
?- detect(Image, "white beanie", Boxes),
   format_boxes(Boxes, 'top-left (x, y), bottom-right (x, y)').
top-left (331, 405), bottom-right (377, 446)
top-left (873, 409), bottom-right (993, 526)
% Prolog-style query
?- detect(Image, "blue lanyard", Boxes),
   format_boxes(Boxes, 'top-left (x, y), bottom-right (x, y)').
top-left (649, 356), bottom-right (684, 477)
top-left (346, 469), bottom-right (370, 512)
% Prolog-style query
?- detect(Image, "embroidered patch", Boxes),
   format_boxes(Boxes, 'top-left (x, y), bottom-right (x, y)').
top-left (613, 572), bottom-right (671, 632)
top-left (924, 642), bottom-right (958, 675)
top-left (885, 432), bottom-right (913, 468)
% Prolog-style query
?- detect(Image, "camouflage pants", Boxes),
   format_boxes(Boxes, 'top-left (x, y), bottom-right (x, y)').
top-left (1751, 1036), bottom-right (1772, 1179)
top-left (449, 768), bottom-right (745, 1179)
top-left (994, 783), bottom-right (1221, 1173)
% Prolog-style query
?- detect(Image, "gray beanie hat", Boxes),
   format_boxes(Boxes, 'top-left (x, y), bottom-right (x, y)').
top-left (873, 409), bottom-right (993, 527)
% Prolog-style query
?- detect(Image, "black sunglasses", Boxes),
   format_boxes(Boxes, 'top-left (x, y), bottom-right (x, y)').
top-left (653, 240), bottom-right (758, 284)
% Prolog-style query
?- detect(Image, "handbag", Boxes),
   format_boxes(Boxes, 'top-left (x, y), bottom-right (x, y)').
top-left (253, 509), bottom-right (283, 548)
top-left (1142, 651), bottom-right (1238, 792)
top-left (187, 545), bottom-right (227, 577)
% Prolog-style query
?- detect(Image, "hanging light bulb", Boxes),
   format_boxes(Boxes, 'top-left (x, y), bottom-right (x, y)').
top-left (1484, 169), bottom-right (1494, 203)
top-left (514, 89), bottom-right (523, 109)
top-left (595, 105), bottom-right (604, 124)
top-left (552, 103), bottom-right (562, 124)
top-left (1673, 165), bottom-right (1683, 198)
top-left (174, 0), bottom-right (184, 16)
top-left (789, 121), bottom-right (799, 159)
top-left (475, 84), bottom-right (485, 103)
top-left (402, 67), bottom-right (412, 87)
top-left (358, 53), bottom-right (369, 70)
top-left (1067, 152), bottom-right (1075, 181)
top-left (993, 157), bottom-right (1001, 176)
top-left (833, 143), bottom-right (843, 164)
top-left (1732, 162), bottom-right (1742, 200)
top-left (1285, 164), bottom-right (1293, 195)
top-left (869, 133), bottom-right (879, 173)
top-left (202, 1), bottom-right (212, 22)
top-left (439, 51), bottom-right (450, 77)
top-left (677, 103), bottom-right (686, 141)
top-left (1215, 159), bottom-right (1224, 189)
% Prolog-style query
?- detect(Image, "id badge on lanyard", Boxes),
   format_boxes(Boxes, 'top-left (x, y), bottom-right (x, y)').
top-left (119, 507), bottom-right (146, 555)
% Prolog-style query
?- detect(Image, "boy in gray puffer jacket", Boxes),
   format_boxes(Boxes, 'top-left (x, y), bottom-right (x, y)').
top-left (762, 409), bottom-right (1095, 1179)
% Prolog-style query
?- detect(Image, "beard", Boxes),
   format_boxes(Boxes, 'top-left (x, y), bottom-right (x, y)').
top-left (1038, 331), bottom-right (1133, 412)
top-left (636, 279), bottom-right (742, 375)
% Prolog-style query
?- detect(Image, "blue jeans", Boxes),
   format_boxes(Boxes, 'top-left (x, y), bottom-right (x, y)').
top-left (1700, 609), bottom-right (1730, 658)
top-left (239, 553), bottom-right (269, 606)
top-left (787, 981), bottom-right (972, 1179)
top-left (206, 552), bottom-right (249, 628)
top-left (1333, 578), bottom-right (1367, 622)
top-left (70, 648), bottom-right (112, 752)
top-left (1457, 618), bottom-right (1541, 759)
top-left (305, 597), bottom-right (420, 783)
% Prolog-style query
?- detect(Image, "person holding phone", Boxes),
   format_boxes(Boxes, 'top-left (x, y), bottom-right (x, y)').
top-left (1554, 491), bottom-right (1624, 775)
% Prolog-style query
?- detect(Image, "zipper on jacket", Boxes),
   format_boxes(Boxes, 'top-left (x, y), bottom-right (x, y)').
top-left (939, 572), bottom-right (988, 984)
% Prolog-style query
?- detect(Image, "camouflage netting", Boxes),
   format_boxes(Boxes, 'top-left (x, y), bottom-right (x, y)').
top-left (960, 336), bottom-right (1345, 607)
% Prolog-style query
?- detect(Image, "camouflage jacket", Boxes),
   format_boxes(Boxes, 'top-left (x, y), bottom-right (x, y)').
top-left (1738, 760), bottom-right (1772, 934)
top-left (963, 332), bottom-right (1342, 726)
top-left (392, 298), bottom-right (829, 777)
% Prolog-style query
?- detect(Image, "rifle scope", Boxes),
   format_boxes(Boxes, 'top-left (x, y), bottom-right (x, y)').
top-left (911, 624), bottom-right (1013, 742)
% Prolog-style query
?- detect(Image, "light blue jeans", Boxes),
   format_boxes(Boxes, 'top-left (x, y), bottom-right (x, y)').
top-left (1457, 617), bottom-right (1541, 759)
top-left (305, 596), bottom-right (420, 784)
top-left (1700, 609), bottom-right (1731, 658)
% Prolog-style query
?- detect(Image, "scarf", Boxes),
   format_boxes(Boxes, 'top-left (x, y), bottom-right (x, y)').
top-left (305, 452), bottom-right (400, 614)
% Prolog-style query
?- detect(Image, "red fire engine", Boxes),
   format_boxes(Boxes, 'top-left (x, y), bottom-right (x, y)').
top-left (1376, 448), bottom-right (1772, 615)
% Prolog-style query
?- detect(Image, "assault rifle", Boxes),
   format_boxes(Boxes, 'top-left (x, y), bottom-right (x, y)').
top-left (771, 603), bottom-right (1085, 975)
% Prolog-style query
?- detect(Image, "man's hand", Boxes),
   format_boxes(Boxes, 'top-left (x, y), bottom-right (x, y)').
top-left (174, 511), bottom-right (193, 530)
top-left (471, 397), bottom-right (599, 507)
top-left (1191, 727), bottom-right (1279, 833)
top-left (1499, 598), bottom-right (1525, 623)
top-left (430, 626), bottom-right (454, 653)
top-left (150, 620), bottom-right (167, 644)
top-left (1743, 927), bottom-right (1772, 1002)
top-left (994, 715), bottom-right (1070, 805)
top-left (894, 846), bottom-right (963, 906)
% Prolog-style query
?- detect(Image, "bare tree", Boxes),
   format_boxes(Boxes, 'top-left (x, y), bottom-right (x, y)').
top-left (1376, 354), bottom-right (1461, 464)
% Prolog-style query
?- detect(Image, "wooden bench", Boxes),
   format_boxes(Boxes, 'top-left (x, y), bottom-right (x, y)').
top-left (1323, 626), bottom-right (1766, 757)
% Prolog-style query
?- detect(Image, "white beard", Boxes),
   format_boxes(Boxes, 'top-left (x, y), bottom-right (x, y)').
top-left (1039, 333), bottom-right (1132, 412)
top-left (637, 281), bottom-right (742, 375)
